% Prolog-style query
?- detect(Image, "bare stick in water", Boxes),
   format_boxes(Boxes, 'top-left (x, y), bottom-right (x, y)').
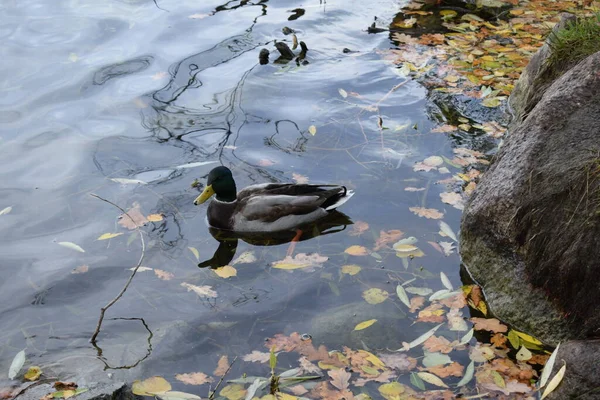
top-left (89, 193), bottom-right (146, 344)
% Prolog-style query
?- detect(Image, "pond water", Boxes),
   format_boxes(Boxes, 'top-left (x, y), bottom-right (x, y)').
top-left (0, 0), bottom-right (488, 396)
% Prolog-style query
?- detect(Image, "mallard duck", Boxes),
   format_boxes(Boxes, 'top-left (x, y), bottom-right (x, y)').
top-left (193, 166), bottom-right (354, 232)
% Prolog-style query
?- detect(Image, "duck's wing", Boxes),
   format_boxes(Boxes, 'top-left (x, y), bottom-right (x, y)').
top-left (237, 184), bottom-right (349, 223)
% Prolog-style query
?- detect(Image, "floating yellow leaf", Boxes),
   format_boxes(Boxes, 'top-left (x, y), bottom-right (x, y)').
top-left (24, 366), bottom-right (42, 381)
top-left (416, 372), bottom-right (448, 388)
top-left (188, 247), bottom-right (200, 261)
top-left (220, 384), bottom-right (246, 400)
top-left (409, 207), bottom-right (444, 219)
top-left (345, 245), bottom-right (369, 256)
top-left (132, 376), bottom-right (171, 396)
top-left (482, 97), bottom-right (502, 108)
top-left (354, 319), bottom-right (377, 331)
top-left (378, 382), bottom-right (406, 400)
top-left (514, 330), bottom-right (543, 345)
top-left (272, 253), bottom-right (328, 269)
top-left (96, 232), bottom-right (124, 241)
top-left (341, 265), bottom-right (361, 275)
top-left (147, 214), bottom-right (164, 222)
top-left (362, 288), bottom-right (389, 304)
top-left (214, 265), bottom-right (237, 278)
top-left (308, 125), bottom-right (317, 136)
top-left (58, 242), bottom-right (85, 253)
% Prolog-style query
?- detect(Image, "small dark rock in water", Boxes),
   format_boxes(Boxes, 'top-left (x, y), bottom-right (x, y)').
top-left (259, 48), bottom-right (270, 65)
top-left (282, 26), bottom-right (294, 35)
top-left (274, 42), bottom-right (295, 59)
top-left (343, 48), bottom-right (352, 53)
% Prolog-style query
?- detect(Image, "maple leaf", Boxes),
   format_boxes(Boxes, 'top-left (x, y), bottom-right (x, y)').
top-left (423, 335), bottom-right (454, 354)
top-left (349, 221), bottom-right (369, 236)
top-left (439, 293), bottom-right (467, 309)
top-left (439, 241), bottom-right (455, 256)
top-left (214, 355), bottom-right (230, 377)
top-left (440, 192), bottom-right (465, 210)
top-left (154, 269), bottom-right (174, 281)
top-left (374, 230), bottom-right (404, 250)
top-left (418, 33), bottom-right (445, 45)
top-left (409, 296), bottom-right (425, 313)
top-left (242, 351), bottom-right (271, 363)
top-left (328, 369), bottom-right (351, 391)
top-left (422, 361), bottom-right (464, 378)
top-left (353, 370), bottom-right (396, 387)
top-left (309, 382), bottom-right (354, 400)
top-left (175, 372), bottom-right (213, 385)
top-left (118, 202), bottom-right (148, 229)
top-left (288, 385), bottom-right (308, 395)
top-left (409, 207), bottom-right (444, 219)
top-left (431, 124), bottom-right (458, 133)
top-left (393, 33), bottom-right (419, 44)
top-left (471, 317), bottom-right (508, 333)
top-left (491, 333), bottom-right (508, 348)
top-left (418, 303), bottom-right (445, 323)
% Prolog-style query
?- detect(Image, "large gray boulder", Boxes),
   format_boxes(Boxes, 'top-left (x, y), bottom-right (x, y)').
top-left (461, 50), bottom-right (600, 344)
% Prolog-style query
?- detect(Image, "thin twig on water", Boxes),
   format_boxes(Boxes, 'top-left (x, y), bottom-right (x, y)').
top-left (89, 193), bottom-right (146, 344)
top-left (209, 356), bottom-right (238, 400)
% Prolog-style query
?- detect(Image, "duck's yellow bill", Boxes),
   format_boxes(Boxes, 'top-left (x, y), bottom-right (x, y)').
top-left (194, 184), bottom-right (215, 205)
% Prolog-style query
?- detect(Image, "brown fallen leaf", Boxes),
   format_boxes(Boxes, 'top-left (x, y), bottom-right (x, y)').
top-left (288, 385), bottom-right (308, 395)
top-left (409, 296), bottom-right (425, 313)
top-left (54, 382), bottom-right (77, 391)
top-left (439, 292), bottom-right (467, 309)
top-left (422, 362), bottom-right (464, 378)
top-left (377, 353), bottom-right (417, 372)
top-left (154, 269), bottom-right (174, 281)
top-left (242, 351), bottom-right (271, 363)
top-left (272, 253), bottom-right (328, 270)
top-left (374, 230), bottom-right (404, 250)
top-left (470, 317), bottom-right (508, 333)
top-left (418, 303), bottom-right (445, 323)
top-left (147, 213), bottom-right (164, 222)
top-left (71, 265), bottom-right (89, 274)
top-left (214, 355), bottom-right (230, 377)
top-left (349, 221), bottom-right (369, 236)
top-left (440, 192), bottom-right (465, 210)
top-left (353, 370), bottom-right (396, 386)
top-left (298, 356), bottom-right (321, 374)
top-left (423, 335), bottom-right (454, 354)
top-left (491, 333), bottom-right (508, 348)
top-left (409, 207), bottom-right (444, 219)
top-left (118, 202), bottom-right (148, 230)
top-left (328, 369), bottom-right (351, 391)
top-left (175, 372), bottom-right (214, 385)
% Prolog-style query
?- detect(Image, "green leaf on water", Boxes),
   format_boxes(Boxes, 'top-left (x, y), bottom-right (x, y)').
top-left (410, 372), bottom-right (426, 390)
top-left (491, 370), bottom-right (505, 388)
top-left (507, 330), bottom-right (521, 349)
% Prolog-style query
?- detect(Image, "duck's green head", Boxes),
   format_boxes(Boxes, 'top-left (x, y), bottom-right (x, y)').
top-left (194, 166), bottom-right (237, 205)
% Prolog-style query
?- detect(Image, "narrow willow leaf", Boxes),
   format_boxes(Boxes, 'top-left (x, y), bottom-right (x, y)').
top-left (0, 206), bottom-right (12, 216)
top-left (440, 272), bottom-right (453, 291)
top-left (539, 342), bottom-right (561, 389)
top-left (410, 372), bottom-right (426, 390)
top-left (110, 178), bottom-right (147, 185)
top-left (491, 370), bottom-right (505, 388)
top-left (159, 391), bottom-right (202, 400)
top-left (354, 319), bottom-right (377, 331)
top-left (396, 285), bottom-right (410, 307)
top-left (514, 330), bottom-right (543, 345)
top-left (402, 278), bottom-right (416, 286)
top-left (540, 363), bottom-right (566, 400)
top-left (417, 372), bottom-right (448, 388)
top-left (395, 324), bottom-right (442, 351)
top-left (428, 289), bottom-right (450, 301)
top-left (456, 361), bottom-right (474, 387)
top-left (439, 221), bottom-right (457, 242)
top-left (188, 247), bottom-right (200, 261)
top-left (175, 161), bottom-right (218, 169)
top-left (244, 378), bottom-right (265, 400)
top-left (58, 242), bottom-right (85, 253)
top-left (460, 329), bottom-right (474, 345)
top-left (8, 350), bottom-right (25, 379)
top-left (338, 88), bottom-right (348, 98)
top-left (97, 232), bottom-right (124, 240)
top-left (279, 368), bottom-right (301, 378)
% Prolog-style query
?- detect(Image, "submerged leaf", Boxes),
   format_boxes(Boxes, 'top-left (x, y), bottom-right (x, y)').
top-left (456, 361), bottom-right (474, 387)
top-left (362, 288), bottom-right (389, 304)
top-left (440, 272), bottom-right (453, 291)
top-left (132, 376), bottom-right (172, 396)
top-left (181, 283), bottom-right (218, 298)
top-left (214, 265), bottom-right (237, 278)
top-left (345, 245), bottom-right (369, 256)
top-left (175, 372), bottom-right (213, 386)
top-left (416, 372), bottom-right (448, 388)
top-left (272, 253), bottom-right (328, 269)
top-left (409, 207), bottom-right (444, 219)
top-left (396, 285), bottom-right (411, 307)
top-left (341, 265), bottom-right (361, 276)
top-left (188, 247), bottom-right (200, 261)
top-left (97, 233), bottom-right (123, 241)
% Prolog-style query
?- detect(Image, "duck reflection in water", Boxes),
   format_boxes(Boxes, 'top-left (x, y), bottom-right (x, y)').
top-left (198, 211), bottom-right (353, 269)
